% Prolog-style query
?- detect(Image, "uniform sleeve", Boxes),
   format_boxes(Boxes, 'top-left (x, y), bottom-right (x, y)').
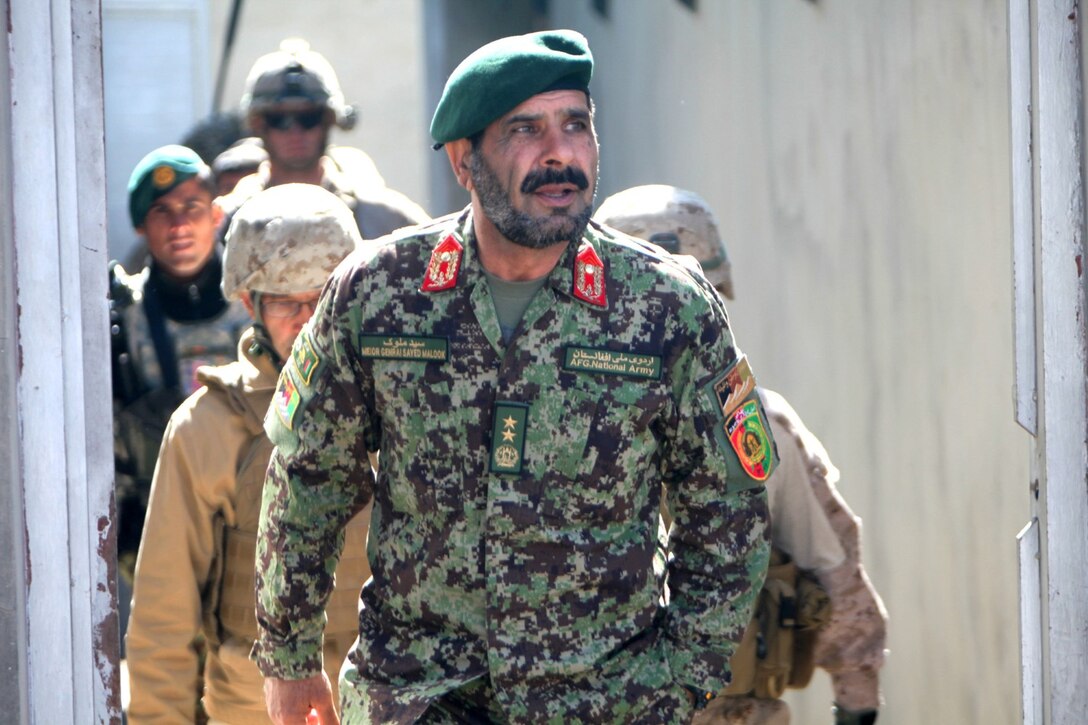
top-left (762, 390), bottom-right (887, 710)
top-left (804, 445), bottom-right (887, 711)
top-left (659, 298), bottom-right (774, 696)
top-left (252, 267), bottom-right (375, 680)
top-left (125, 393), bottom-right (231, 723)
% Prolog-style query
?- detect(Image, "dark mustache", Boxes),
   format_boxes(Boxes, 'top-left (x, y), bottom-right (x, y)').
top-left (521, 166), bottom-right (589, 194)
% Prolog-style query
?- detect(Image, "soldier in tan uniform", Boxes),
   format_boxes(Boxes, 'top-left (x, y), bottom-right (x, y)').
top-left (595, 185), bottom-right (887, 725)
top-left (125, 184), bottom-right (372, 724)
top-left (217, 38), bottom-right (430, 243)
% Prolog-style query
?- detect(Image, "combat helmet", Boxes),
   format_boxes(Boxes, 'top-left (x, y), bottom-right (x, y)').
top-left (222, 183), bottom-right (361, 301)
top-left (240, 38), bottom-right (357, 130)
top-left (594, 184), bottom-right (734, 300)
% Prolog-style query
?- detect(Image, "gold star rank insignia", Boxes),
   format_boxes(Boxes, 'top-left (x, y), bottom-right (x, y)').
top-left (490, 401), bottom-right (529, 474)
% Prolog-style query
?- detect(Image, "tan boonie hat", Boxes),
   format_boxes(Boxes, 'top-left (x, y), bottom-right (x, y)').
top-left (222, 183), bottom-right (361, 299)
top-left (594, 184), bottom-right (734, 300)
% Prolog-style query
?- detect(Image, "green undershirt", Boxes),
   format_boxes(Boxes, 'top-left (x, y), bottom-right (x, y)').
top-left (483, 269), bottom-right (550, 343)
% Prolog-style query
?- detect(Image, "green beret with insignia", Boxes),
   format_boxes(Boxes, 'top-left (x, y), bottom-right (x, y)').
top-left (127, 144), bottom-right (210, 228)
top-left (430, 29), bottom-right (593, 147)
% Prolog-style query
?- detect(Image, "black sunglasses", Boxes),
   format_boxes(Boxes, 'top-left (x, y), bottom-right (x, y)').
top-left (262, 110), bottom-right (325, 131)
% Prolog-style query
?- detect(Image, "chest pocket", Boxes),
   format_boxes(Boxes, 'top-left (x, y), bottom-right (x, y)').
top-left (374, 364), bottom-right (464, 516)
top-left (535, 375), bottom-right (669, 525)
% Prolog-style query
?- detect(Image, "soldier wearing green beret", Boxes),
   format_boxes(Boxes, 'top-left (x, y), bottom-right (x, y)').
top-left (255, 30), bottom-right (774, 724)
top-left (216, 38), bottom-right (430, 244)
top-left (110, 144), bottom-right (252, 586)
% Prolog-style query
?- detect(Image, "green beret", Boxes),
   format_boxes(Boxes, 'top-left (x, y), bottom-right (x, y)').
top-left (430, 29), bottom-right (593, 146)
top-left (127, 144), bottom-right (208, 228)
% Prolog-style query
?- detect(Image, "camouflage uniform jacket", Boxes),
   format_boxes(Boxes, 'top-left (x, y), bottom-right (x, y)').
top-left (215, 155), bottom-right (430, 245)
top-left (760, 388), bottom-right (887, 712)
top-left (255, 208), bottom-right (773, 723)
top-left (126, 329), bottom-right (370, 723)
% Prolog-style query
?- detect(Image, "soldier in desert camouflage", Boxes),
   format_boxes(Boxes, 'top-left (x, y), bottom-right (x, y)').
top-left (255, 30), bottom-right (776, 724)
top-left (596, 185), bottom-right (887, 725)
top-left (125, 184), bottom-right (370, 724)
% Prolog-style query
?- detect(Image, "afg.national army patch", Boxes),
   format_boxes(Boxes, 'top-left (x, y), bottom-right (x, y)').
top-left (726, 399), bottom-right (773, 481)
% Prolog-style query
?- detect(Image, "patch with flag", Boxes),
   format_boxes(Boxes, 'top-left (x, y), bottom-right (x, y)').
top-left (292, 331), bottom-right (322, 385)
top-left (274, 373), bottom-right (302, 430)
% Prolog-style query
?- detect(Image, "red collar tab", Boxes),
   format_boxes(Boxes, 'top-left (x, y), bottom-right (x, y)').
top-left (421, 234), bottom-right (464, 292)
top-left (572, 242), bottom-right (607, 307)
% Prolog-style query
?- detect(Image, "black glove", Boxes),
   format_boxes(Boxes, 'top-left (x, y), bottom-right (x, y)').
top-left (833, 703), bottom-right (878, 725)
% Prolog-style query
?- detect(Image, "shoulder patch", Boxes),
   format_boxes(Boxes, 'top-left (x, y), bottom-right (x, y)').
top-left (711, 355), bottom-right (756, 417)
top-left (292, 331), bottom-right (323, 386)
top-left (701, 355), bottom-right (778, 483)
top-left (273, 371), bottom-right (301, 430)
top-left (725, 398), bottom-right (775, 481)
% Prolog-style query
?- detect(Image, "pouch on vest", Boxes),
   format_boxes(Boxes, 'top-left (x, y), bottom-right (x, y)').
top-left (723, 549), bottom-right (831, 699)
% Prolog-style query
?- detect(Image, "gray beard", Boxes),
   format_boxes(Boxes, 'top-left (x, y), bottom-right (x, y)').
top-left (469, 151), bottom-right (594, 250)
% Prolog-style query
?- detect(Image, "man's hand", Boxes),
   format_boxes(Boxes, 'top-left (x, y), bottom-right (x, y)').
top-left (264, 672), bottom-right (339, 725)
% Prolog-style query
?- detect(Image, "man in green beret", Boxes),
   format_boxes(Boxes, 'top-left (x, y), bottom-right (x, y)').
top-left (255, 29), bottom-right (773, 725)
top-left (110, 144), bottom-right (252, 587)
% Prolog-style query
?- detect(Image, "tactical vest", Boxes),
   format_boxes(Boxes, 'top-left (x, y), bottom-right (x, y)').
top-left (205, 416), bottom-right (371, 649)
top-left (724, 548), bottom-right (831, 699)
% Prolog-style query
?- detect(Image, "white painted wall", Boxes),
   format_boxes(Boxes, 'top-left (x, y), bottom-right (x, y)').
top-left (102, 0), bottom-right (211, 262)
top-left (549, 2), bottom-right (1026, 723)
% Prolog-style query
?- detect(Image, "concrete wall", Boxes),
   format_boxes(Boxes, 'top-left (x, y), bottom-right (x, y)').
top-left (545, 1), bottom-right (1025, 723)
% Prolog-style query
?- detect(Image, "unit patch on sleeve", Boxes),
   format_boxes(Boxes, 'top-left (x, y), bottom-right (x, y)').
top-left (292, 331), bottom-right (322, 386)
top-left (274, 372), bottom-right (302, 430)
top-left (358, 334), bottom-right (449, 362)
top-left (712, 354), bottom-right (755, 417)
top-left (563, 346), bottom-right (662, 379)
top-left (490, 401), bottom-right (529, 475)
top-left (725, 399), bottom-right (774, 481)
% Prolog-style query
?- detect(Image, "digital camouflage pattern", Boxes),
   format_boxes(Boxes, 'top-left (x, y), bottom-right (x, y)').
top-left (254, 208), bottom-right (774, 723)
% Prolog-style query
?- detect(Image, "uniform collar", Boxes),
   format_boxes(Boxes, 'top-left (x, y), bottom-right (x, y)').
top-left (420, 206), bottom-right (608, 310)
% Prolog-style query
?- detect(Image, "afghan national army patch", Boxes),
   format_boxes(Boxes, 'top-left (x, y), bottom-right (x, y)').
top-left (703, 354), bottom-right (777, 482)
top-left (725, 399), bottom-right (774, 481)
top-left (490, 401), bottom-right (529, 474)
top-left (292, 332), bottom-right (322, 385)
top-left (563, 346), bottom-right (662, 379)
top-left (274, 373), bottom-right (301, 430)
top-left (421, 234), bottom-right (463, 292)
top-left (572, 242), bottom-right (607, 307)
